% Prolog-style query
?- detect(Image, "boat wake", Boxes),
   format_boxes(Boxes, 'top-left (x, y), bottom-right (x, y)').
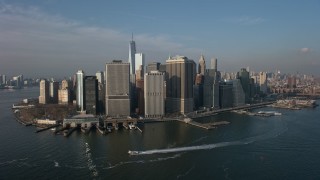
top-left (85, 143), bottom-right (99, 177)
top-left (104, 153), bottom-right (181, 170)
top-left (129, 123), bottom-right (288, 156)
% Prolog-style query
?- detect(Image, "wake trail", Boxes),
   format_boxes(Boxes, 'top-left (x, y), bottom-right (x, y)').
top-left (130, 121), bottom-right (287, 156)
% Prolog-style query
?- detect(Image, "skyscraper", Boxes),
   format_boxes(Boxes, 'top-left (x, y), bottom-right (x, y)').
top-left (144, 71), bottom-right (165, 118)
top-left (166, 56), bottom-right (194, 114)
top-left (129, 35), bottom-right (136, 74)
top-left (146, 62), bottom-right (160, 73)
top-left (84, 76), bottom-right (98, 115)
top-left (198, 55), bottom-right (206, 75)
top-left (105, 60), bottom-right (130, 117)
top-left (76, 70), bottom-right (85, 112)
top-left (39, 79), bottom-right (49, 104)
top-left (135, 53), bottom-right (145, 75)
top-left (95, 71), bottom-right (104, 84)
top-left (259, 72), bottom-right (268, 94)
top-left (238, 68), bottom-right (251, 103)
top-left (49, 81), bottom-right (59, 103)
top-left (211, 57), bottom-right (217, 70)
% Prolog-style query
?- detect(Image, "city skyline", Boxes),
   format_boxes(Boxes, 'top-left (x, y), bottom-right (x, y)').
top-left (0, 1), bottom-right (320, 78)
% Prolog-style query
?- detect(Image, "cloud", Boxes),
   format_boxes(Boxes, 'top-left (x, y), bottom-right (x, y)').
top-left (300, 47), bottom-right (311, 53)
top-left (222, 16), bottom-right (266, 25)
top-left (0, 3), bottom-right (201, 77)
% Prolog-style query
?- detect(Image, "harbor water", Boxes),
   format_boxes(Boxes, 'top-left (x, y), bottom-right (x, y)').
top-left (1, 87), bottom-right (320, 179)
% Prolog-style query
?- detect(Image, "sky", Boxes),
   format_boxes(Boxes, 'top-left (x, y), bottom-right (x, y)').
top-left (0, 0), bottom-right (319, 78)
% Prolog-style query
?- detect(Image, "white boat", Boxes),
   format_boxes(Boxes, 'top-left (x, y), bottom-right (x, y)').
top-left (128, 150), bottom-right (139, 155)
top-left (258, 111), bottom-right (282, 116)
top-left (128, 124), bottom-right (136, 130)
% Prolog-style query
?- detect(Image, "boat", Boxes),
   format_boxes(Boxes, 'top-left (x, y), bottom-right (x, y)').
top-left (257, 111), bottom-right (282, 116)
top-left (128, 123), bottom-right (136, 130)
top-left (97, 126), bottom-right (106, 134)
top-left (107, 126), bottom-right (112, 132)
top-left (63, 130), bottom-right (69, 136)
top-left (128, 150), bottom-right (139, 155)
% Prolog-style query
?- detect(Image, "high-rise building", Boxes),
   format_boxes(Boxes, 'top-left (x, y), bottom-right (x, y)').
top-left (95, 71), bottom-right (104, 84)
top-left (136, 65), bottom-right (144, 80)
top-left (230, 79), bottom-right (245, 107)
top-left (58, 89), bottom-right (70, 105)
top-left (39, 79), bottom-right (49, 104)
top-left (76, 70), bottom-right (85, 112)
top-left (238, 68), bottom-right (251, 103)
top-left (61, 79), bottom-right (70, 90)
top-left (211, 57), bottom-right (217, 70)
top-left (287, 76), bottom-right (296, 89)
top-left (136, 79), bottom-right (144, 115)
top-left (105, 60), bottom-right (130, 117)
top-left (135, 53), bottom-right (145, 74)
top-left (84, 76), bottom-right (98, 115)
top-left (1, 75), bottom-right (6, 85)
top-left (203, 57), bottom-right (220, 109)
top-left (198, 55), bottom-right (206, 75)
top-left (166, 56), bottom-right (194, 114)
top-left (219, 82), bottom-right (233, 108)
top-left (144, 71), bottom-right (165, 118)
top-left (146, 62), bottom-right (160, 73)
top-left (259, 72), bottom-right (267, 94)
top-left (49, 81), bottom-right (59, 103)
top-left (129, 35), bottom-right (136, 74)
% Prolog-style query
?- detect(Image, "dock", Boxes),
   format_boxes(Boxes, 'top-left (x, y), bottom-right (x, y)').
top-left (136, 126), bottom-right (143, 133)
top-left (35, 124), bottom-right (61, 133)
top-left (179, 119), bottom-right (230, 130)
top-left (64, 127), bottom-right (78, 137)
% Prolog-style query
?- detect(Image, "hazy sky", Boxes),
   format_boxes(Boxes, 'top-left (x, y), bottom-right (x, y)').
top-left (0, 0), bottom-right (319, 78)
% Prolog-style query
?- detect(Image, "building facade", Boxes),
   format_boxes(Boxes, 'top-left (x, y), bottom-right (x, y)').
top-left (144, 71), bottom-right (165, 118)
top-left (105, 60), bottom-right (130, 117)
top-left (49, 81), bottom-right (59, 103)
top-left (39, 79), bottom-right (49, 104)
top-left (76, 70), bottom-right (85, 112)
top-left (166, 56), bottom-right (194, 114)
top-left (129, 38), bottom-right (136, 74)
top-left (84, 76), bottom-right (98, 115)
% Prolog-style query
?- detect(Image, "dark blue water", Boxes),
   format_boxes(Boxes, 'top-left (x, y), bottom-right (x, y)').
top-left (1, 87), bottom-right (320, 179)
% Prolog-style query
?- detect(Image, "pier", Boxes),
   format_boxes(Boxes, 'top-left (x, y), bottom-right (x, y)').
top-left (179, 118), bottom-right (230, 130)
top-left (35, 124), bottom-right (61, 133)
top-left (64, 127), bottom-right (78, 137)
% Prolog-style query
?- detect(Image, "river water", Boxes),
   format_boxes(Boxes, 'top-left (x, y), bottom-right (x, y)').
top-left (1, 87), bottom-right (320, 179)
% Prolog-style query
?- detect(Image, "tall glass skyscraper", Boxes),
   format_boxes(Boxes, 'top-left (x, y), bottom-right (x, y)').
top-left (129, 35), bottom-right (136, 74)
top-left (76, 70), bottom-right (85, 112)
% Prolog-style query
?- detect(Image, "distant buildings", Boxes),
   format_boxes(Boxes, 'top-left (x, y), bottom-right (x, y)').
top-left (166, 55), bottom-right (195, 114)
top-left (39, 79), bottom-right (49, 104)
top-left (105, 60), bottom-right (130, 117)
top-left (144, 71), bottom-right (165, 118)
top-left (203, 57), bottom-right (220, 108)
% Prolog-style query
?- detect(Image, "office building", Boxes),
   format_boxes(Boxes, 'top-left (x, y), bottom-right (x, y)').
top-left (219, 82), bottom-right (233, 108)
top-left (76, 70), bottom-right (85, 112)
top-left (39, 79), bottom-right (49, 104)
top-left (230, 79), bottom-right (245, 107)
top-left (49, 81), bottom-right (59, 103)
top-left (58, 89), bottom-right (70, 104)
top-left (166, 56), bottom-right (194, 114)
top-left (95, 71), bottom-right (104, 84)
top-left (144, 71), bottom-right (165, 118)
top-left (238, 68), bottom-right (251, 103)
top-left (105, 60), bottom-right (130, 117)
top-left (259, 72), bottom-right (268, 94)
top-left (146, 62), bottom-right (160, 73)
top-left (198, 55), bottom-right (206, 75)
top-left (135, 53), bottom-right (145, 75)
top-left (136, 79), bottom-right (144, 115)
top-left (129, 36), bottom-right (136, 74)
top-left (84, 76), bottom-right (98, 115)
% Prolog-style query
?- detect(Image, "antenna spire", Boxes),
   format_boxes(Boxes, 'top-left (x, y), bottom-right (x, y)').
top-left (131, 32), bottom-right (133, 41)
